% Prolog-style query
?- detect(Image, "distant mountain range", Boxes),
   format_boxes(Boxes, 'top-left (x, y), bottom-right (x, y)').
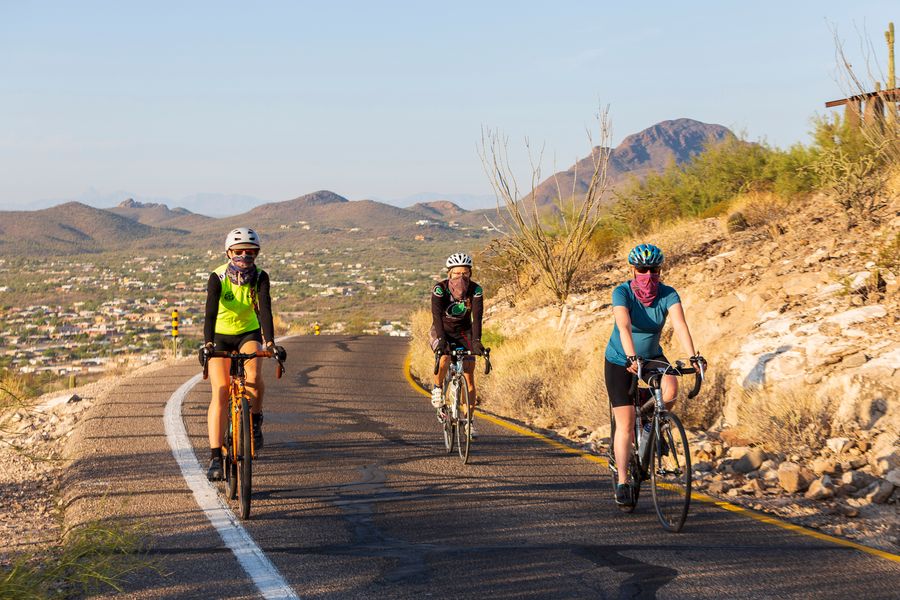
top-left (0, 119), bottom-right (734, 255)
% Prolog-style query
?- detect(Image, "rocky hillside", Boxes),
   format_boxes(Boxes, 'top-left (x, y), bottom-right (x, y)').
top-left (482, 187), bottom-right (899, 550)
top-left (108, 198), bottom-right (211, 229)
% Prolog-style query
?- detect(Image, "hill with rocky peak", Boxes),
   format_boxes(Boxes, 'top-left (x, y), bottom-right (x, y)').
top-left (528, 118), bottom-right (733, 209)
top-left (109, 198), bottom-right (211, 229)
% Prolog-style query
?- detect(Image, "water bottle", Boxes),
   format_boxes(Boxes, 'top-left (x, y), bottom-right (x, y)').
top-left (638, 421), bottom-right (652, 459)
top-left (447, 379), bottom-right (459, 418)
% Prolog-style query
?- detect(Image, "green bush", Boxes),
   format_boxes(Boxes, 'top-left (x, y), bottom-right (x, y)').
top-left (613, 135), bottom-right (818, 234)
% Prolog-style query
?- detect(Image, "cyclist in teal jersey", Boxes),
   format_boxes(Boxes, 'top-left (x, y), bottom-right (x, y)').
top-left (604, 243), bottom-right (706, 506)
top-left (199, 228), bottom-right (286, 481)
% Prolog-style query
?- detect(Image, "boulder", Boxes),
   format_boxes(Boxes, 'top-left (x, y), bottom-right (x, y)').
top-left (811, 457), bottom-right (840, 476)
top-left (841, 470), bottom-right (874, 489)
top-left (864, 480), bottom-right (895, 504)
top-left (804, 476), bottom-right (835, 500)
top-left (825, 437), bottom-right (851, 454)
top-left (733, 448), bottom-right (767, 474)
top-left (777, 462), bottom-right (814, 493)
top-left (707, 480), bottom-right (731, 495)
top-left (885, 469), bottom-right (900, 487)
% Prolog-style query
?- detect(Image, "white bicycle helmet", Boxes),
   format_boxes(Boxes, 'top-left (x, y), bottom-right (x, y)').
top-left (445, 252), bottom-right (473, 269)
top-left (225, 227), bottom-right (260, 250)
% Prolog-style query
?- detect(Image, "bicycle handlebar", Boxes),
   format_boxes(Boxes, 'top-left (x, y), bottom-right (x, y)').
top-left (634, 356), bottom-right (705, 400)
top-left (202, 349), bottom-right (285, 380)
top-left (433, 347), bottom-right (492, 375)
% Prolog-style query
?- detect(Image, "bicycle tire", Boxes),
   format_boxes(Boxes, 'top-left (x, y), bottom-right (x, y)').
top-left (608, 406), bottom-right (641, 513)
top-left (237, 395), bottom-right (253, 519)
top-left (223, 418), bottom-right (237, 500)
top-left (457, 378), bottom-right (472, 464)
top-left (442, 378), bottom-right (454, 454)
top-left (650, 412), bottom-right (691, 532)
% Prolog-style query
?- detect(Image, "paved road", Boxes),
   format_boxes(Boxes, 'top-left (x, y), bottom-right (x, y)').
top-left (66, 335), bottom-right (900, 599)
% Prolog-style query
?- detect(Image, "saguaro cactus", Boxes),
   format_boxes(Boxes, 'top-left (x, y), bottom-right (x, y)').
top-left (887, 22), bottom-right (895, 89)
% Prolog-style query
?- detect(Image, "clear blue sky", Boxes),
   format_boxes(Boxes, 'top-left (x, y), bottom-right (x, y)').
top-left (1, 1), bottom-right (896, 210)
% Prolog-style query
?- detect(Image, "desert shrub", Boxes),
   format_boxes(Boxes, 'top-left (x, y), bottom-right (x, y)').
top-left (724, 191), bottom-right (791, 232)
top-left (876, 231), bottom-right (900, 273)
top-left (736, 385), bottom-right (832, 454)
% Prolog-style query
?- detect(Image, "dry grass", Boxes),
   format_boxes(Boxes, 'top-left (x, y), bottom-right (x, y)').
top-left (736, 384), bottom-right (832, 454)
top-left (0, 520), bottom-right (157, 599)
top-left (724, 191), bottom-right (790, 230)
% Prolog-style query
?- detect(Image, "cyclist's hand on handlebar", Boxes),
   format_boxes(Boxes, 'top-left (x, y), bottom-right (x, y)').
top-left (626, 355), bottom-right (640, 374)
top-left (690, 354), bottom-right (707, 369)
top-left (471, 340), bottom-right (485, 356)
top-left (198, 342), bottom-right (214, 367)
top-left (266, 341), bottom-right (287, 362)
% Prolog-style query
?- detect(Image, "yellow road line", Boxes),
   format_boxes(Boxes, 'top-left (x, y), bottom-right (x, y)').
top-left (404, 352), bottom-right (900, 564)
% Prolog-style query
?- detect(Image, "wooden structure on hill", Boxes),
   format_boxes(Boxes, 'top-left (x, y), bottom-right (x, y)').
top-left (825, 22), bottom-right (898, 130)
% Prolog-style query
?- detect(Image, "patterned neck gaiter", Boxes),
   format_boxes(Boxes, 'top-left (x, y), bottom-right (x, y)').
top-left (630, 273), bottom-right (660, 307)
top-left (226, 256), bottom-right (258, 286)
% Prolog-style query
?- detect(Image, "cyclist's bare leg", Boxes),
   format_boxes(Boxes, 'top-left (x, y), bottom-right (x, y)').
top-left (433, 355), bottom-right (450, 389)
top-left (241, 340), bottom-right (265, 414)
top-left (207, 357), bottom-right (231, 448)
top-left (612, 405), bottom-right (636, 485)
top-left (461, 360), bottom-right (476, 416)
top-left (661, 374), bottom-right (678, 409)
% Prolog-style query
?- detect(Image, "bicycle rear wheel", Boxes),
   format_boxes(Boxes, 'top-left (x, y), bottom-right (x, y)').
top-left (442, 379), bottom-right (454, 454)
top-left (236, 395), bottom-right (253, 519)
top-left (650, 412), bottom-right (691, 532)
top-left (456, 380), bottom-right (472, 464)
top-left (608, 406), bottom-right (641, 512)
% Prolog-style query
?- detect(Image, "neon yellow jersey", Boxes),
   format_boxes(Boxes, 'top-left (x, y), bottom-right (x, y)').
top-left (213, 264), bottom-right (260, 335)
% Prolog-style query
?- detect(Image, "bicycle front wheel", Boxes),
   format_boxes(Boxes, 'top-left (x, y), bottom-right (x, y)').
top-left (442, 379), bottom-right (454, 454)
top-left (223, 418), bottom-right (237, 500)
top-left (456, 379), bottom-right (472, 464)
top-left (650, 412), bottom-right (691, 532)
top-left (236, 395), bottom-right (253, 519)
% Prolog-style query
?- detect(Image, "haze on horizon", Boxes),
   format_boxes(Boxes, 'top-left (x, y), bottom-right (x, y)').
top-left (0, 1), bottom-right (895, 213)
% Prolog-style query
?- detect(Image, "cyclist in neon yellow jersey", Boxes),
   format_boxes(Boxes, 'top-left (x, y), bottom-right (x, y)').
top-left (605, 243), bottom-right (706, 507)
top-left (430, 253), bottom-right (485, 436)
top-left (199, 228), bottom-right (286, 481)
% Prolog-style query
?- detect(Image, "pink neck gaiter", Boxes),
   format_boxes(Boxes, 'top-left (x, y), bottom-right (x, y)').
top-left (630, 273), bottom-right (660, 307)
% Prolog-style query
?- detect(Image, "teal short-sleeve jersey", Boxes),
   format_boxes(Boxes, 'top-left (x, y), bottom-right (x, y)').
top-left (604, 282), bottom-right (681, 367)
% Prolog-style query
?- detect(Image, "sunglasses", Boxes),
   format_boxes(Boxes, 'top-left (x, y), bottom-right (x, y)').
top-left (231, 248), bottom-right (258, 256)
top-left (635, 266), bottom-right (660, 274)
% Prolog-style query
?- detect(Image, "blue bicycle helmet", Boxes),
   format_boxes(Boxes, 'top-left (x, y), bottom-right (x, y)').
top-left (628, 243), bottom-right (665, 267)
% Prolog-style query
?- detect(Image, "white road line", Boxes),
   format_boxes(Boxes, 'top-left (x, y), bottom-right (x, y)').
top-left (164, 373), bottom-right (301, 600)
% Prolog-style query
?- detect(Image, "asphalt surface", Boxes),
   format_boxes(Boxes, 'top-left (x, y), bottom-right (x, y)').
top-left (65, 335), bottom-right (900, 599)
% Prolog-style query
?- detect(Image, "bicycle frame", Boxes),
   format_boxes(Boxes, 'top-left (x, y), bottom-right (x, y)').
top-left (634, 358), bottom-right (704, 472)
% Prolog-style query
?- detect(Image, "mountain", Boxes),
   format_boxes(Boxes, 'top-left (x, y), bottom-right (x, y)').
top-left (108, 198), bottom-right (211, 229)
top-left (0, 202), bottom-right (188, 253)
top-left (395, 192), bottom-right (497, 211)
top-left (528, 118), bottom-right (733, 208)
top-left (408, 201), bottom-right (468, 220)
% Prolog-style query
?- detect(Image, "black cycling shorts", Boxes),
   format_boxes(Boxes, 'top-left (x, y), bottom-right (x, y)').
top-left (213, 329), bottom-right (263, 353)
top-left (604, 356), bottom-right (668, 408)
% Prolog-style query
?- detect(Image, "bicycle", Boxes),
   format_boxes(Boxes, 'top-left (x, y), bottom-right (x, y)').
top-left (433, 346), bottom-right (491, 464)
top-left (202, 349), bottom-right (284, 519)
top-left (608, 356), bottom-right (705, 532)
